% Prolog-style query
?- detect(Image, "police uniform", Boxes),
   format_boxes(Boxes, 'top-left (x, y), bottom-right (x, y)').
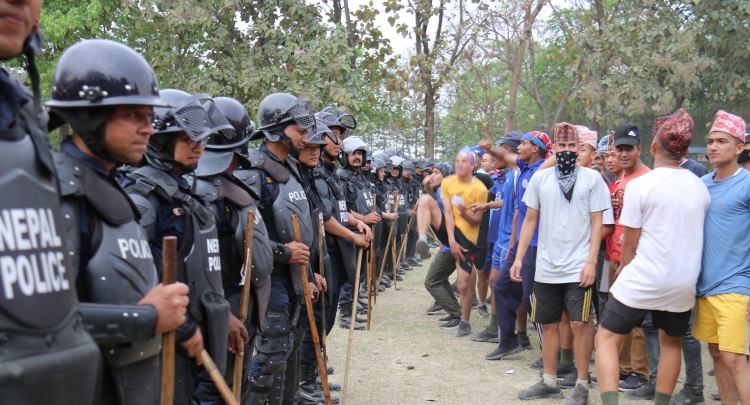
top-left (0, 67), bottom-right (99, 404)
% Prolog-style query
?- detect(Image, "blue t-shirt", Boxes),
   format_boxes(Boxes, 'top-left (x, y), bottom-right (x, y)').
top-left (516, 157), bottom-right (544, 247)
top-left (698, 169), bottom-right (750, 298)
top-left (495, 169), bottom-right (518, 250)
top-left (436, 186), bottom-right (450, 254)
top-left (487, 172), bottom-right (507, 243)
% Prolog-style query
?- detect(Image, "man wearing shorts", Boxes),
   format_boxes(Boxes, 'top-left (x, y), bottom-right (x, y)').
top-left (595, 109), bottom-right (710, 405)
top-left (417, 149), bottom-right (487, 337)
top-left (513, 123), bottom-right (610, 404)
top-left (479, 131), bottom-right (552, 359)
top-left (694, 110), bottom-right (750, 405)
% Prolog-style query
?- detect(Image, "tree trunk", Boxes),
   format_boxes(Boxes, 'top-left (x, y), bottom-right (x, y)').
top-left (424, 85), bottom-right (436, 158)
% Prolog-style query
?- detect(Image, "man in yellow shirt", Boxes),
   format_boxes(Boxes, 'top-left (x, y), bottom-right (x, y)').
top-left (416, 147), bottom-right (487, 336)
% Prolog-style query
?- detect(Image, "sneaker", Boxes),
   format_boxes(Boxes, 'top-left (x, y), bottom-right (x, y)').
top-left (477, 304), bottom-right (490, 318)
top-left (707, 368), bottom-right (715, 377)
top-left (562, 383), bottom-right (589, 405)
top-left (327, 365), bottom-right (334, 375)
top-left (529, 357), bottom-right (544, 369)
top-left (470, 327), bottom-right (498, 342)
top-left (456, 321), bottom-right (472, 337)
top-left (416, 239), bottom-right (432, 259)
top-left (439, 314), bottom-right (458, 322)
top-left (624, 379), bottom-right (655, 400)
top-left (619, 372), bottom-right (647, 391)
top-left (486, 343), bottom-right (523, 360)
top-left (537, 364), bottom-right (577, 378)
top-left (518, 333), bottom-right (532, 350)
top-left (441, 317), bottom-right (461, 329)
top-left (426, 302), bottom-right (443, 315)
top-left (710, 391), bottom-right (719, 401)
top-left (517, 379), bottom-right (564, 400)
top-left (472, 297), bottom-right (479, 308)
top-left (559, 369), bottom-right (579, 389)
top-left (669, 386), bottom-right (705, 405)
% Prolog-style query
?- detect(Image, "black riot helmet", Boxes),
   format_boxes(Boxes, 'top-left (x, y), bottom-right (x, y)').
top-left (195, 97), bottom-right (258, 178)
top-left (338, 136), bottom-right (369, 168)
top-left (46, 39), bottom-right (168, 163)
top-left (146, 89), bottom-right (229, 173)
top-left (374, 153), bottom-right (393, 172)
top-left (371, 157), bottom-right (388, 181)
top-left (250, 93), bottom-right (315, 156)
top-left (390, 156), bottom-right (404, 178)
top-left (319, 106), bottom-right (357, 138)
top-left (309, 119), bottom-right (333, 147)
top-left (400, 159), bottom-right (416, 176)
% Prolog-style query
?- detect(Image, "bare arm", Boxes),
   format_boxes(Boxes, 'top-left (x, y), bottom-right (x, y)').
top-left (601, 224), bottom-right (614, 239)
top-left (615, 226), bottom-right (641, 278)
top-left (580, 211), bottom-right (603, 287)
top-left (509, 208), bottom-right (539, 282)
top-left (442, 195), bottom-right (467, 262)
top-left (324, 216), bottom-right (369, 247)
top-left (478, 139), bottom-right (518, 168)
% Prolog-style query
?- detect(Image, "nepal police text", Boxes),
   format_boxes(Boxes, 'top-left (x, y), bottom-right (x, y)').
top-left (0, 208), bottom-right (70, 300)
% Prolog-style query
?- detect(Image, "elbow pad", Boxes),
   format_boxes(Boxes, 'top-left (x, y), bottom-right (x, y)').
top-left (272, 241), bottom-right (293, 264)
top-left (79, 303), bottom-right (158, 346)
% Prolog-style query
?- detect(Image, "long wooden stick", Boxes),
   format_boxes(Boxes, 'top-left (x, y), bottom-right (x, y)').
top-left (342, 248), bottom-right (364, 404)
top-left (201, 349), bottom-right (239, 405)
top-left (318, 217), bottom-right (328, 367)
top-left (292, 215), bottom-right (332, 405)
top-left (233, 211), bottom-right (256, 401)
top-left (374, 194), bottom-right (399, 302)
top-left (160, 236), bottom-right (177, 405)
top-left (366, 193), bottom-right (377, 330)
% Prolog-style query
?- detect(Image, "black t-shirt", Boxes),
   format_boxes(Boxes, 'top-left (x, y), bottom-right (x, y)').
top-left (680, 158), bottom-right (708, 178)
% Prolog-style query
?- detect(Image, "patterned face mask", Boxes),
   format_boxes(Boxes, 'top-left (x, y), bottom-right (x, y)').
top-left (555, 150), bottom-right (579, 202)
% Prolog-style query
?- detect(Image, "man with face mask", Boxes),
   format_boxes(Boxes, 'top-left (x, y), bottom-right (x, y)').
top-left (48, 40), bottom-right (192, 405)
top-left (336, 136), bottom-right (381, 329)
top-left (124, 89), bottom-right (233, 404)
top-left (0, 8), bottom-right (100, 402)
top-left (512, 123), bottom-right (611, 404)
top-left (239, 93), bottom-right (316, 405)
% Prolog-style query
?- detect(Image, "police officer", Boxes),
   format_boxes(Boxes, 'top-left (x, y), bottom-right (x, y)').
top-left (124, 89), bottom-right (232, 404)
top-left (192, 96), bottom-right (274, 404)
top-left (371, 157), bottom-right (400, 289)
top-left (46, 39), bottom-right (192, 405)
top-left (313, 110), bottom-right (371, 337)
top-left (241, 93), bottom-right (318, 405)
top-left (400, 159), bottom-right (421, 267)
top-left (0, 5), bottom-right (100, 403)
top-left (336, 136), bottom-right (381, 329)
top-left (389, 156), bottom-right (411, 273)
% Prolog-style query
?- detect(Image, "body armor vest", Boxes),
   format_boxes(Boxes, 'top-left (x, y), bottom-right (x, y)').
top-left (313, 164), bottom-right (357, 283)
top-left (195, 174), bottom-right (272, 333)
top-left (126, 165), bottom-right (229, 374)
top-left (0, 100), bottom-right (99, 404)
top-left (56, 152), bottom-right (162, 369)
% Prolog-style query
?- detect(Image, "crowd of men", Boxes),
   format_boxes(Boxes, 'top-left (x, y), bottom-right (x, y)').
top-left (415, 111), bottom-right (750, 405)
top-left (2, 3), bottom-right (750, 405)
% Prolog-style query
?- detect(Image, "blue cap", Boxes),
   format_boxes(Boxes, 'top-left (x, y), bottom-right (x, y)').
top-left (470, 145), bottom-right (485, 157)
top-left (598, 134), bottom-right (609, 153)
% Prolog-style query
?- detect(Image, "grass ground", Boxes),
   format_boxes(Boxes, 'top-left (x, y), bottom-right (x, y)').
top-left (324, 251), bottom-right (718, 405)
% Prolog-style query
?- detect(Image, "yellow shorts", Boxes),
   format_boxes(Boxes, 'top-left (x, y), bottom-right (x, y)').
top-left (692, 293), bottom-right (750, 355)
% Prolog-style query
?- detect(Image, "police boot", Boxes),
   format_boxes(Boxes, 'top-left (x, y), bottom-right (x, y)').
top-left (338, 303), bottom-right (364, 330)
top-left (298, 364), bottom-right (323, 405)
top-left (312, 366), bottom-right (341, 404)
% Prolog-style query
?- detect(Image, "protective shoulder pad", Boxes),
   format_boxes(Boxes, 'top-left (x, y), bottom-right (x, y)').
top-left (193, 177), bottom-right (219, 203)
top-left (246, 148), bottom-right (290, 183)
top-left (336, 168), bottom-right (352, 181)
top-left (129, 192), bottom-right (158, 231)
top-left (54, 152), bottom-right (134, 225)
top-left (53, 151), bottom-right (83, 197)
top-left (286, 156), bottom-right (303, 182)
top-left (234, 169), bottom-right (262, 201)
top-left (126, 165), bottom-right (180, 201)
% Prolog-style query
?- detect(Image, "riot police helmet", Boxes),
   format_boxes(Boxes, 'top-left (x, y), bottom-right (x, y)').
top-left (46, 39), bottom-right (168, 163)
top-left (146, 89), bottom-right (228, 172)
top-left (250, 93), bottom-right (316, 142)
top-left (338, 135), bottom-right (369, 168)
top-left (374, 153), bottom-right (393, 172)
top-left (400, 159), bottom-right (416, 175)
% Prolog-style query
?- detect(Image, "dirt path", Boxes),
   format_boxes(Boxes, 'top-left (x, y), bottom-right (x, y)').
top-left (324, 252), bottom-right (718, 405)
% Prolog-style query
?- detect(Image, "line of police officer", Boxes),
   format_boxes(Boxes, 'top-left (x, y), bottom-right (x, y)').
top-left (0, 17), bottom-right (434, 403)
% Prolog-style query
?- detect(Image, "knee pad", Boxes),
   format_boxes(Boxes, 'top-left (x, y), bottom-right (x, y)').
top-left (258, 308), bottom-right (292, 353)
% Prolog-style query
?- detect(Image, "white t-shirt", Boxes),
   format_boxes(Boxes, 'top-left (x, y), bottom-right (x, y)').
top-left (523, 167), bottom-right (612, 284)
top-left (610, 167), bottom-right (710, 312)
